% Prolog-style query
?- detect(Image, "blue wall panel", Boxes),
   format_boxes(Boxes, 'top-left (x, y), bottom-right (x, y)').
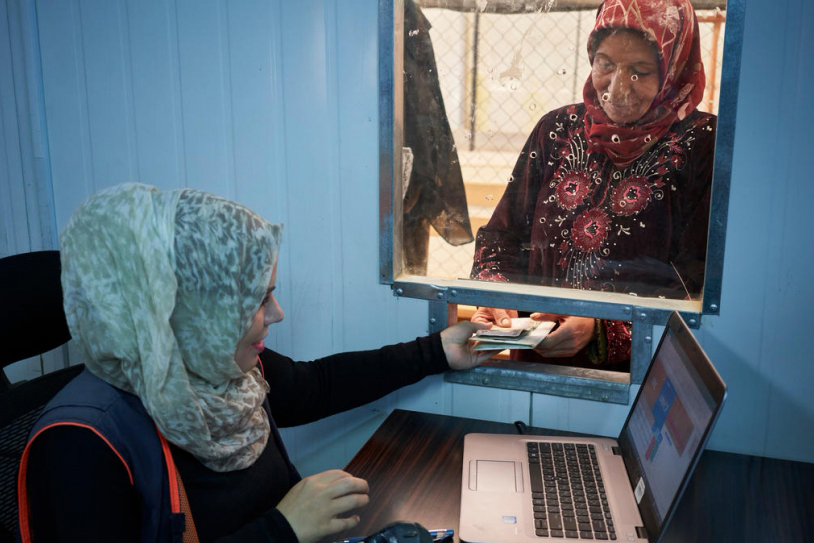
top-left (696, 0), bottom-right (814, 462)
top-left (126, 0), bottom-right (186, 189)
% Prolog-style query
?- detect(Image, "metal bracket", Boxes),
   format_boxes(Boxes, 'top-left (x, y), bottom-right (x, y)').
top-left (445, 362), bottom-right (631, 404)
top-left (630, 315), bottom-right (653, 385)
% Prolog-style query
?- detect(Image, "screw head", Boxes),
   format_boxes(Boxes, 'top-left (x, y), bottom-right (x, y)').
top-left (429, 317), bottom-right (437, 324)
top-left (710, 304), bottom-right (719, 312)
top-left (645, 336), bottom-right (652, 344)
top-left (395, 288), bottom-right (403, 296)
top-left (436, 292), bottom-right (444, 299)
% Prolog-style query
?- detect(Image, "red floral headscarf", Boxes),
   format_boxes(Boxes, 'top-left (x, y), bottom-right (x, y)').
top-left (583, 0), bottom-right (706, 168)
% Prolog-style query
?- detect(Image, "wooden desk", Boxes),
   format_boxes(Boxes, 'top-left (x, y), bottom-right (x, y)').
top-left (333, 409), bottom-right (814, 543)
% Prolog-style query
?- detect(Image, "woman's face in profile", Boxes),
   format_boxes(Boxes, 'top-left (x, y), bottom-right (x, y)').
top-left (234, 261), bottom-right (284, 372)
top-left (591, 29), bottom-right (660, 125)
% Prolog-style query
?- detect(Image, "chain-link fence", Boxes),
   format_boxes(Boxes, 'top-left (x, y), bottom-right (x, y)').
top-left (415, 2), bottom-right (726, 280)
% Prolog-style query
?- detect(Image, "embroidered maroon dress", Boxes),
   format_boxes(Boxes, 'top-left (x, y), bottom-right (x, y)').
top-left (473, 102), bottom-right (715, 297)
top-left (471, 104), bottom-right (715, 364)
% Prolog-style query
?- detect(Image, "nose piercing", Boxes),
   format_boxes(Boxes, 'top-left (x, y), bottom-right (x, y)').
top-left (602, 92), bottom-right (610, 102)
top-left (631, 74), bottom-right (638, 81)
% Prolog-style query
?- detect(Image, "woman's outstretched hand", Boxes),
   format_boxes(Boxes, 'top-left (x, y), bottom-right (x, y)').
top-left (441, 320), bottom-right (501, 370)
top-left (531, 313), bottom-right (596, 357)
top-left (277, 470), bottom-right (369, 543)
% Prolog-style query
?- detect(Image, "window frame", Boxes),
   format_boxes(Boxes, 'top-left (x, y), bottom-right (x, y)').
top-left (379, 0), bottom-right (745, 402)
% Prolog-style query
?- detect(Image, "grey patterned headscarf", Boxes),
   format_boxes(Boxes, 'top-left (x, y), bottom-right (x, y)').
top-left (60, 183), bottom-right (282, 472)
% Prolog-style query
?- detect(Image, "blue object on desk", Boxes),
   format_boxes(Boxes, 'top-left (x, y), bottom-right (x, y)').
top-left (335, 528), bottom-right (454, 543)
top-left (428, 529), bottom-right (454, 542)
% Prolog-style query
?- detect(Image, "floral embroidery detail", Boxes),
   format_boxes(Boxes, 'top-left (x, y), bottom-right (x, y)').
top-left (472, 244), bottom-right (510, 283)
top-left (474, 269), bottom-right (508, 282)
top-left (572, 209), bottom-right (611, 252)
top-left (605, 320), bottom-right (632, 364)
top-left (611, 176), bottom-right (653, 216)
top-left (662, 133), bottom-right (687, 164)
top-left (555, 171), bottom-right (592, 210)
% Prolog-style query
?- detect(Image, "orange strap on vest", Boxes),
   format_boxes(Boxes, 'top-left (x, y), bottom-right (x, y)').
top-left (158, 430), bottom-right (200, 543)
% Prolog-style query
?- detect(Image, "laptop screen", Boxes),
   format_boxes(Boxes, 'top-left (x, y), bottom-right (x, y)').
top-left (617, 312), bottom-right (726, 541)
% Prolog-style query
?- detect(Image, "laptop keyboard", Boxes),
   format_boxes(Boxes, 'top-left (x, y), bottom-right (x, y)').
top-left (527, 442), bottom-right (616, 540)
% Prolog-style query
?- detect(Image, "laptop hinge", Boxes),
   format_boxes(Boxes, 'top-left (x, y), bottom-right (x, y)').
top-left (636, 526), bottom-right (648, 539)
top-left (612, 446), bottom-right (622, 456)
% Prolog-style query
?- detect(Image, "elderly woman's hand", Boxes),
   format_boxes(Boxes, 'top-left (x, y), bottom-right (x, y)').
top-left (441, 321), bottom-right (501, 370)
top-left (276, 470), bottom-right (369, 543)
top-left (531, 314), bottom-right (596, 358)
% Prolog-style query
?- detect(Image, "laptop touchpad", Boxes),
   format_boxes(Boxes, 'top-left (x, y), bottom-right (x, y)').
top-left (470, 460), bottom-right (523, 492)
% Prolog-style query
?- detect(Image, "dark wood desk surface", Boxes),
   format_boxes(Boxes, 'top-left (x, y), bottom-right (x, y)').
top-left (332, 409), bottom-right (814, 543)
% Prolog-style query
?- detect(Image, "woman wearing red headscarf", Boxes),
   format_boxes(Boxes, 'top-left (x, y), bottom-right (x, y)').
top-left (470, 0), bottom-right (715, 368)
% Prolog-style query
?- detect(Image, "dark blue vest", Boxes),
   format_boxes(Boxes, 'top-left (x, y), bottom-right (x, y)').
top-left (19, 369), bottom-right (190, 543)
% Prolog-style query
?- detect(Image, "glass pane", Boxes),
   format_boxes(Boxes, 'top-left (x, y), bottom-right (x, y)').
top-left (400, 0), bottom-right (726, 303)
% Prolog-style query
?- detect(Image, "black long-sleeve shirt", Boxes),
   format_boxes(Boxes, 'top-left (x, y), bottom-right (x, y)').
top-left (25, 334), bottom-right (448, 542)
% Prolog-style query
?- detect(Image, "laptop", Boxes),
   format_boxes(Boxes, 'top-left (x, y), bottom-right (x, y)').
top-left (460, 311), bottom-right (727, 543)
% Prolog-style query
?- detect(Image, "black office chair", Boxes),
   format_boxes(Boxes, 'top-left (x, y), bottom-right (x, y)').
top-left (0, 251), bottom-right (83, 542)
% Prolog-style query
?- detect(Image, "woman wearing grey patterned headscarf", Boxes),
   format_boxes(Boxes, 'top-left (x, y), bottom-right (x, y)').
top-left (61, 183), bottom-right (281, 472)
top-left (20, 183), bottom-right (494, 543)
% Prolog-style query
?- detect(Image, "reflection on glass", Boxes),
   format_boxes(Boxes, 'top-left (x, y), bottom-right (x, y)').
top-left (405, 0), bottom-right (726, 303)
top-left (402, 0), bottom-right (473, 275)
